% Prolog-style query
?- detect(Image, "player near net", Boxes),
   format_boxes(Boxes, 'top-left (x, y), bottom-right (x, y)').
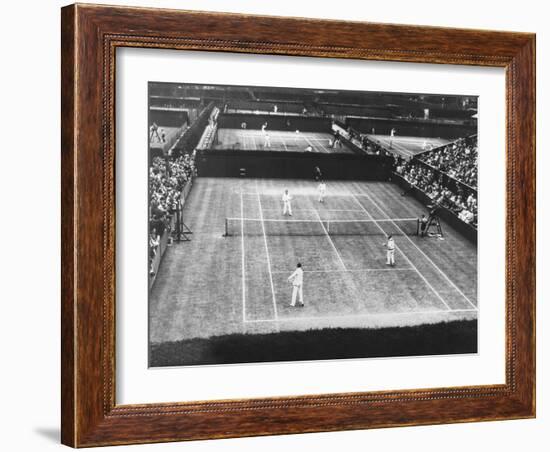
top-left (282, 189), bottom-right (293, 216)
top-left (261, 121), bottom-right (271, 148)
top-left (318, 180), bottom-right (327, 203)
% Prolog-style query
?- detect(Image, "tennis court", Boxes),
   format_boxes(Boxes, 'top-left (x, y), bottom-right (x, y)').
top-left (212, 128), bottom-right (355, 154)
top-left (366, 134), bottom-right (451, 158)
top-left (149, 177), bottom-right (478, 343)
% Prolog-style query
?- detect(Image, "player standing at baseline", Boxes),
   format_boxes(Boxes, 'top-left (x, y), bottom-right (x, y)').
top-left (318, 180), bottom-right (327, 203)
top-left (282, 189), bottom-right (293, 216)
top-left (288, 263), bottom-right (304, 307)
top-left (384, 234), bottom-right (396, 266)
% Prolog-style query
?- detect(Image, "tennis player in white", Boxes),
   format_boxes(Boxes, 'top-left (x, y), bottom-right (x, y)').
top-left (384, 234), bottom-right (396, 266)
top-left (389, 127), bottom-right (396, 149)
top-left (288, 263), bottom-right (304, 307)
top-left (318, 180), bottom-right (327, 203)
top-left (282, 189), bottom-right (293, 216)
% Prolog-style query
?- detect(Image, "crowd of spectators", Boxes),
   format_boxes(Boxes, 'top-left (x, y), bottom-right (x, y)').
top-left (148, 153), bottom-right (195, 275)
top-left (358, 134), bottom-right (394, 157)
top-left (417, 136), bottom-right (478, 187)
top-left (333, 123), bottom-right (393, 157)
top-left (395, 157), bottom-right (477, 227)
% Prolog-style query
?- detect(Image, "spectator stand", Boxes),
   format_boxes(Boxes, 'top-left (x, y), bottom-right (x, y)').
top-left (332, 121), bottom-right (394, 157)
top-left (171, 101), bottom-right (216, 157)
top-left (197, 107), bottom-right (220, 150)
top-left (148, 153), bottom-right (196, 289)
top-left (393, 134), bottom-right (478, 241)
top-left (415, 134), bottom-right (478, 189)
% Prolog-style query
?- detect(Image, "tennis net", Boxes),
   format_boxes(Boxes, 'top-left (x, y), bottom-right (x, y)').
top-left (224, 217), bottom-right (419, 237)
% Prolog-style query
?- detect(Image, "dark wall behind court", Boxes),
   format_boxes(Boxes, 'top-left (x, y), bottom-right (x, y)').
top-left (196, 150), bottom-right (393, 180)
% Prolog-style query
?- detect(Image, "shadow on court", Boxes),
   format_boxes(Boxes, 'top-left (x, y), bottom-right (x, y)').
top-left (150, 319), bottom-right (477, 367)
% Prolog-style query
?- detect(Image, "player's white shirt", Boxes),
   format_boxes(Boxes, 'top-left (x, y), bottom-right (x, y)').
top-left (282, 193), bottom-right (292, 203)
top-left (288, 267), bottom-right (304, 286)
top-left (318, 183), bottom-right (327, 194)
top-left (261, 124), bottom-right (267, 133)
top-left (387, 238), bottom-right (395, 250)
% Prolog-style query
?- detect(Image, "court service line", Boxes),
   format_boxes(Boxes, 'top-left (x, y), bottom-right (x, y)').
top-left (256, 181), bottom-right (279, 322)
top-left (271, 267), bottom-right (415, 274)
top-left (357, 185), bottom-right (478, 310)
top-left (304, 134), bottom-right (326, 154)
top-left (237, 132), bottom-right (332, 139)
top-left (314, 210), bottom-right (348, 271)
top-left (236, 190), bottom-right (416, 198)
top-left (316, 135), bottom-right (331, 154)
top-left (261, 208), bottom-right (366, 212)
top-left (240, 190), bottom-right (247, 323)
top-left (244, 308), bottom-right (478, 324)
top-left (386, 139), bottom-right (413, 156)
top-left (349, 190), bottom-right (450, 311)
top-left (281, 137), bottom-right (288, 152)
top-left (227, 216), bottom-right (417, 223)
top-left (392, 142), bottom-right (414, 157)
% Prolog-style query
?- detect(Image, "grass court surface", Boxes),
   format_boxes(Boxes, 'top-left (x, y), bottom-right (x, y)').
top-left (212, 128), bottom-right (355, 154)
top-left (366, 134), bottom-right (451, 158)
top-left (149, 177), bottom-right (478, 354)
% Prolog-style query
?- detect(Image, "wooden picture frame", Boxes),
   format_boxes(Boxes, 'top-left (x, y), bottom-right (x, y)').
top-left (61, 3), bottom-right (536, 447)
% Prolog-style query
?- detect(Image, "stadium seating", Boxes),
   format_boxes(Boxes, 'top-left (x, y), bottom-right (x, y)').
top-left (149, 154), bottom-right (195, 278)
top-left (395, 148), bottom-right (477, 228)
top-left (416, 135), bottom-right (477, 187)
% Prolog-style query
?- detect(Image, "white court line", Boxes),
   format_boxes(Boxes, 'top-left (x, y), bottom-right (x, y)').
top-left (356, 185), bottom-right (478, 310)
top-left (314, 135), bottom-right (331, 153)
top-left (271, 268), bottom-right (415, 274)
top-left (261, 208), bottom-right (366, 212)
top-left (315, 210), bottom-right (347, 270)
top-left (240, 191), bottom-right (247, 323)
top-left (235, 132), bottom-right (331, 138)
top-left (304, 134), bottom-right (326, 153)
top-left (235, 190), bottom-right (407, 198)
top-left (392, 142), bottom-right (414, 156)
top-left (281, 137), bottom-right (288, 151)
top-left (245, 308), bottom-right (478, 324)
top-left (227, 217), bottom-right (417, 223)
top-left (349, 190), bottom-right (450, 311)
top-left (256, 181), bottom-right (279, 322)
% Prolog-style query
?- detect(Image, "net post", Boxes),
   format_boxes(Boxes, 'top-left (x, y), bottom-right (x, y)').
top-left (224, 218), bottom-right (227, 237)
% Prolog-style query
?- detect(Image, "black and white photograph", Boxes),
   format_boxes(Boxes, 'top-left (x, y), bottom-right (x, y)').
top-left (147, 82), bottom-right (479, 367)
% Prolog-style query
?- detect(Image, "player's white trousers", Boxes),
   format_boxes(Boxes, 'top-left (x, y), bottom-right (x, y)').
top-left (291, 284), bottom-right (303, 306)
top-left (386, 250), bottom-right (395, 265)
top-left (283, 202), bottom-right (292, 215)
